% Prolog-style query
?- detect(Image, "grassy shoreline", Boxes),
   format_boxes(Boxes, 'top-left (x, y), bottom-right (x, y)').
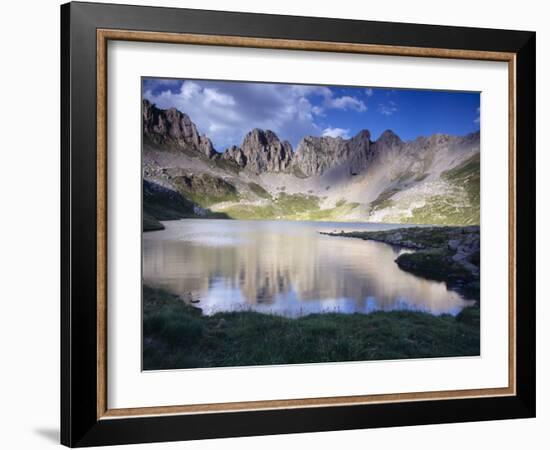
top-left (143, 225), bottom-right (480, 370)
top-left (143, 286), bottom-right (480, 370)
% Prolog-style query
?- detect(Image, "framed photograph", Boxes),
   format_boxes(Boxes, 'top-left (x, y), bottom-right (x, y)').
top-left (61, 2), bottom-right (536, 447)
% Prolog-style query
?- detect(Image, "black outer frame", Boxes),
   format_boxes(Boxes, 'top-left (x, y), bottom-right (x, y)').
top-left (60, 1), bottom-right (536, 447)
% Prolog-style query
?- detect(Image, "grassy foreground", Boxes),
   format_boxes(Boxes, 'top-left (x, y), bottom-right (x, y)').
top-left (143, 285), bottom-right (480, 370)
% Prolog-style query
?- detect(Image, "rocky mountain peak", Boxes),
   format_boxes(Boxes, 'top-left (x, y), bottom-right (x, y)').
top-left (143, 99), bottom-right (216, 158)
top-left (351, 129), bottom-right (372, 142)
top-left (221, 145), bottom-right (247, 167)
top-left (238, 128), bottom-right (293, 175)
top-left (292, 136), bottom-right (345, 177)
top-left (458, 130), bottom-right (480, 147)
top-left (243, 128), bottom-right (281, 148)
top-left (292, 129), bottom-right (374, 177)
top-left (376, 129), bottom-right (403, 148)
top-left (143, 104), bottom-right (478, 184)
top-left (430, 133), bottom-right (449, 143)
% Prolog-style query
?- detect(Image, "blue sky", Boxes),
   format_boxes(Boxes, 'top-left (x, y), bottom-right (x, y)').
top-left (143, 78), bottom-right (480, 151)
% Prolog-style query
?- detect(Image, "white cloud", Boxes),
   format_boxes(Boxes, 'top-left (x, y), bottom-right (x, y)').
top-left (180, 80), bottom-right (201, 99)
top-left (322, 127), bottom-right (351, 139)
top-left (323, 94), bottom-right (367, 112)
top-left (300, 86), bottom-right (367, 115)
top-left (144, 80), bottom-right (368, 150)
top-left (144, 81), bottom-right (323, 150)
top-left (377, 100), bottom-right (398, 116)
top-left (311, 105), bottom-right (325, 116)
top-left (365, 88), bottom-right (374, 97)
top-left (474, 106), bottom-right (480, 123)
top-left (203, 88), bottom-right (236, 106)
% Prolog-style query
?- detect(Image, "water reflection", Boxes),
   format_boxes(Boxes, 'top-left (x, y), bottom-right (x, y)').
top-left (143, 219), bottom-right (473, 317)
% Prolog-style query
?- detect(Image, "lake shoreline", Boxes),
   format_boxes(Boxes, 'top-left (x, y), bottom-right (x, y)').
top-left (144, 219), bottom-right (472, 317)
top-left (143, 221), bottom-right (480, 370)
top-left (143, 285), bottom-right (480, 370)
top-left (143, 215), bottom-right (426, 232)
top-left (321, 225), bottom-right (480, 302)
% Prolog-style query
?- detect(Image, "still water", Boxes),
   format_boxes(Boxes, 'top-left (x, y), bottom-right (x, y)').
top-left (143, 219), bottom-right (473, 318)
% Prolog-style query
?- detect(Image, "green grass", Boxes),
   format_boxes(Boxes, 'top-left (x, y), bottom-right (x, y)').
top-left (443, 153), bottom-right (480, 181)
top-left (221, 203), bottom-right (279, 220)
top-left (369, 187), bottom-right (400, 212)
top-left (143, 180), bottom-right (231, 226)
top-left (366, 154), bottom-right (479, 226)
top-left (143, 285), bottom-right (480, 370)
top-left (394, 170), bottom-right (415, 183)
top-left (143, 212), bottom-right (165, 232)
top-left (248, 182), bottom-right (272, 199)
top-left (414, 173), bottom-right (429, 182)
top-left (222, 194), bottom-right (362, 221)
top-left (396, 249), bottom-right (471, 284)
top-left (443, 152), bottom-right (480, 207)
top-left (143, 180), bottom-right (196, 221)
top-left (276, 192), bottom-right (320, 213)
top-left (306, 201), bottom-right (360, 221)
top-left (400, 154), bottom-right (480, 225)
top-left (397, 249), bottom-right (480, 301)
top-left (399, 195), bottom-right (479, 226)
top-left (171, 173), bottom-right (239, 207)
top-left (222, 193), bottom-right (321, 220)
top-left (190, 192), bottom-right (239, 207)
top-left (405, 152), bottom-right (480, 226)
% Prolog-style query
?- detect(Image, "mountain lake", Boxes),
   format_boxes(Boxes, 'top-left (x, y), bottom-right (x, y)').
top-left (143, 219), bottom-right (475, 318)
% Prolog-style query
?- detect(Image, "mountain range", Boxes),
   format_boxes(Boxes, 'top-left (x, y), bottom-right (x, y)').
top-left (142, 99), bottom-right (480, 230)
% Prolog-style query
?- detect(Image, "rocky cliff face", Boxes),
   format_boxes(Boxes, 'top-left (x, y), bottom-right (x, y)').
top-left (143, 102), bottom-right (479, 185)
top-left (291, 129), bottom-right (386, 177)
top-left (231, 129), bottom-right (294, 175)
top-left (219, 128), bottom-right (377, 177)
top-left (143, 99), bottom-right (216, 158)
top-left (143, 102), bottom-right (395, 177)
top-left (142, 103), bottom-right (480, 226)
top-left (291, 136), bottom-right (346, 177)
top-left (221, 145), bottom-right (246, 167)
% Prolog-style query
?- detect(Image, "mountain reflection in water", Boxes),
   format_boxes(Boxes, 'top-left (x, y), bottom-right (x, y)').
top-left (143, 219), bottom-right (474, 318)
